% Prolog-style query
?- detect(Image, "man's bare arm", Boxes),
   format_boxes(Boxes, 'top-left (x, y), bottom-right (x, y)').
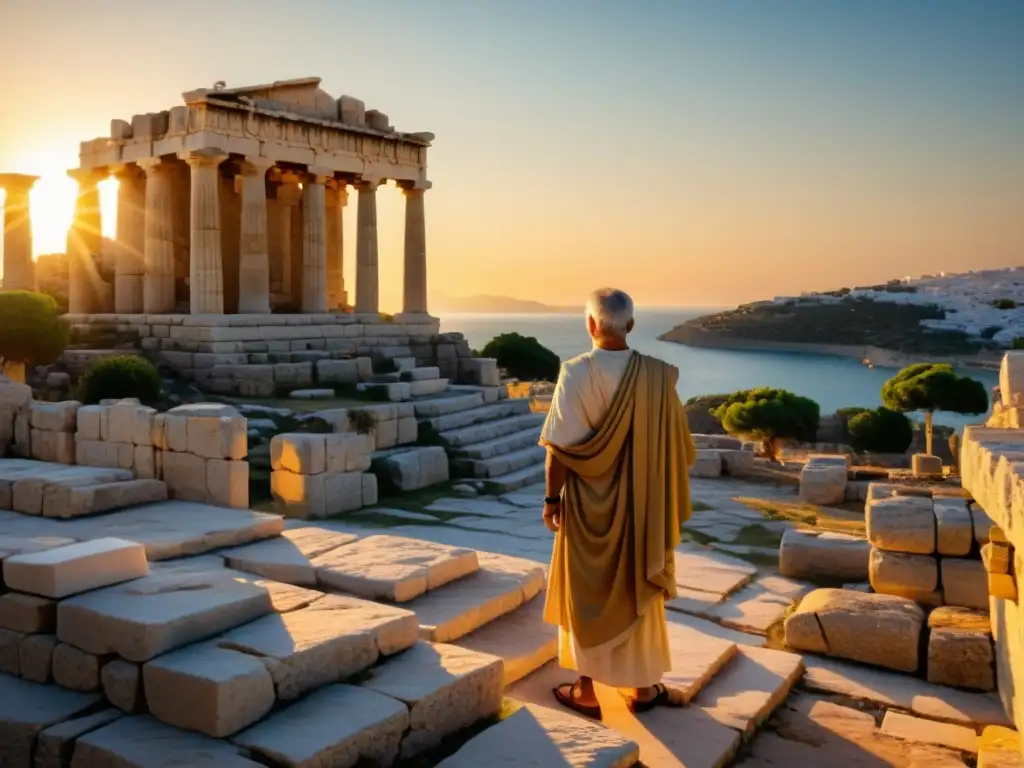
top-left (545, 449), bottom-right (567, 500)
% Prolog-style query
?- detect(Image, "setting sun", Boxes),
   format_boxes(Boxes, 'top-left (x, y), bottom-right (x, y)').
top-left (21, 175), bottom-right (117, 258)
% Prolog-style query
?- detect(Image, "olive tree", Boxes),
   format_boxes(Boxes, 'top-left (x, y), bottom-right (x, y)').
top-left (881, 363), bottom-right (988, 455)
top-left (711, 387), bottom-right (820, 460)
top-left (480, 332), bottom-right (560, 381)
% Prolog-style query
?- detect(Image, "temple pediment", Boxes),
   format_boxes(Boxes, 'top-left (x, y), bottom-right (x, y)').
top-left (186, 77), bottom-right (340, 122)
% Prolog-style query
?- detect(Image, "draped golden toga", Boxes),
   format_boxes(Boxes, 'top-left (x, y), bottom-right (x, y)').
top-left (540, 350), bottom-right (695, 665)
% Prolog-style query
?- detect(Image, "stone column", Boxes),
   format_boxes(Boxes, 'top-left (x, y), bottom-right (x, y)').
top-left (289, 190), bottom-right (303, 308)
top-left (181, 149), bottom-right (227, 315)
top-left (0, 174), bottom-right (38, 291)
top-left (354, 180), bottom-right (380, 314)
top-left (301, 168), bottom-right (330, 314)
top-left (267, 184), bottom-right (293, 304)
top-left (400, 181), bottom-right (430, 314)
top-left (112, 164), bottom-right (145, 313)
top-left (325, 183), bottom-right (348, 310)
top-left (137, 159), bottom-right (177, 313)
top-left (66, 169), bottom-right (107, 314)
top-left (237, 157), bottom-right (273, 314)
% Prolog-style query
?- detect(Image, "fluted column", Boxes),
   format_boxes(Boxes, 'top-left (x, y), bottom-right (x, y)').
top-left (0, 174), bottom-right (38, 292)
top-left (181, 149), bottom-right (227, 314)
top-left (354, 180), bottom-right (380, 314)
top-left (301, 168), bottom-right (330, 314)
top-left (401, 181), bottom-right (430, 314)
top-left (325, 183), bottom-right (348, 310)
top-left (66, 169), bottom-right (106, 314)
top-left (137, 159), bottom-right (177, 313)
top-left (112, 164), bottom-right (145, 313)
top-left (237, 158), bottom-right (273, 314)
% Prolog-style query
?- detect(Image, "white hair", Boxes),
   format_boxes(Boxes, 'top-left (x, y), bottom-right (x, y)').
top-left (585, 288), bottom-right (634, 336)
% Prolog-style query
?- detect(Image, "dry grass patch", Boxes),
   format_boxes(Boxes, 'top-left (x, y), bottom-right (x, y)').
top-left (737, 497), bottom-right (866, 537)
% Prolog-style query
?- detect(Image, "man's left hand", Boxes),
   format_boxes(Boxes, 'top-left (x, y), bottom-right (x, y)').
top-left (543, 502), bottom-right (561, 532)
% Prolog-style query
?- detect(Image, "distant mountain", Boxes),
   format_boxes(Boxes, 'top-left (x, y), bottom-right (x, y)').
top-left (430, 292), bottom-right (579, 314)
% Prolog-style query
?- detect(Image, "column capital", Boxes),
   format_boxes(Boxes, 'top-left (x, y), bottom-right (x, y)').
top-left (305, 165), bottom-right (334, 185)
top-left (179, 148), bottom-right (228, 168)
top-left (109, 163), bottom-right (145, 181)
top-left (355, 178), bottom-right (384, 192)
top-left (0, 173), bottom-right (39, 194)
top-left (398, 179), bottom-right (432, 194)
top-left (67, 168), bottom-right (106, 185)
top-left (239, 156), bottom-right (275, 176)
top-left (136, 157), bottom-right (174, 176)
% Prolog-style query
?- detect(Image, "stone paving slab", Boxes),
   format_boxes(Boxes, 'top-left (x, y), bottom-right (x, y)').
top-left (448, 513), bottom-right (556, 541)
top-left (410, 552), bottom-right (545, 642)
top-left (0, 501), bottom-right (284, 561)
top-left (4, 537), bottom-right (148, 598)
top-left (426, 496), bottom-right (526, 518)
top-left (735, 693), bottom-right (969, 767)
top-left (56, 564), bottom-right (284, 662)
top-left (880, 710), bottom-right (979, 753)
top-left (667, 610), bottom-right (767, 648)
top-left (142, 642), bottom-right (275, 737)
top-left (801, 654), bottom-right (1013, 728)
top-left (666, 585), bottom-right (727, 615)
top-left (42, 479), bottom-right (168, 519)
top-left (508, 661), bottom-right (742, 768)
top-left (663, 613), bottom-right (740, 704)
top-left (0, 673), bottom-right (103, 768)
top-left (216, 595), bottom-right (417, 701)
top-left (312, 534), bottom-right (479, 602)
top-left (219, 526), bottom-right (357, 586)
top-left (360, 641), bottom-right (504, 759)
top-left (702, 575), bottom-right (813, 635)
top-left (438, 702), bottom-right (639, 768)
top-left (452, 592), bottom-right (556, 685)
top-left (674, 544), bottom-right (758, 596)
top-left (10, 466), bottom-right (135, 515)
top-left (694, 645), bottom-right (805, 738)
top-left (231, 684), bottom-right (409, 768)
top-left (390, 523), bottom-right (553, 563)
top-left (71, 714), bottom-right (264, 767)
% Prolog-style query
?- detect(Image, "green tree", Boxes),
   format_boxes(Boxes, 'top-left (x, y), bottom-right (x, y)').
top-left (0, 291), bottom-right (69, 382)
top-left (846, 407), bottom-right (913, 454)
top-left (881, 363), bottom-right (988, 455)
top-left (711, 388), bottom-right (820, 460)
top-left (480, 332), bottom-right (560, 381)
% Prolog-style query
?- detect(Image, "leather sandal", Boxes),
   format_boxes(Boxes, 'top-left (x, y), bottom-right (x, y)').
top-left (627, 683), bottom-right (671, 713)
top-left (553, 679), bottom-right (603, 720)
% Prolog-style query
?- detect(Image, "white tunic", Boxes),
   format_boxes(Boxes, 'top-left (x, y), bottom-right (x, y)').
top-left (541, 347), bottom-right (672, 688)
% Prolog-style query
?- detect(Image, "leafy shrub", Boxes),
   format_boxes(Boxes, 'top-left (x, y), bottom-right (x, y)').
top-left (846, 407), bottom-right (913, 453)
top-left (76, 355), bottom-right (163, 405)
top-left (980, 326), bottom-right (1002, 340)
top-left (991, 298), bottom-right (1017, 310)
top-left (711, 388), bottom-right (820, 458)
top-left (480, 332), bottom-right (560, 381)
top-left (836, 406), bottom-right (869, 419)
top-left (0, 291), bottom-right (69, 378)
top-left (881, 363), bottom-right (988, 454)
top-left (348, 409), bottom-right (378, 434)
top-left (1013, 337), bottom-right (1024, 350)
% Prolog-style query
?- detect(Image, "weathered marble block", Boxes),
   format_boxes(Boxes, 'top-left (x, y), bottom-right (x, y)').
top-left (866, 495), bottom-right (937, 555)
top-left (3, 538), bottom-right (148, 599)
top-left (869, 548), bottom-right (941, 605)
top-left (927, 606), bottom-right (995, 691)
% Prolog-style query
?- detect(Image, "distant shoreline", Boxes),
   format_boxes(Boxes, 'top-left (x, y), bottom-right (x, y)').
top-left (659, 325), bottom-right (1001, 372)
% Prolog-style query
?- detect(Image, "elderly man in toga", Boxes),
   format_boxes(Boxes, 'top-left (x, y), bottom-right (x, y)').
top-left (539, 287), bottom-right (696, 719)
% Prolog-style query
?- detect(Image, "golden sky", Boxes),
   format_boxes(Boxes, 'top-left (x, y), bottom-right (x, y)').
top-left (1, 1), bottom-right (1021, 312)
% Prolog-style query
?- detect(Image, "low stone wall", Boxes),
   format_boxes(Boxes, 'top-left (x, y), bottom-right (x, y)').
top-left (269, 432), bottom-right (377, 518)
top-left (866, 482), bottom-right (989, 610)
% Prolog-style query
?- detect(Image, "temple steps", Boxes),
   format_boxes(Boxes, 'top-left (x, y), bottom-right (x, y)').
top-left (440, 413), bottom-right (546, 449)
top-left (482, 461), bottom-right (547, 492)
top-left (452, 445), bottom-right (547, 480)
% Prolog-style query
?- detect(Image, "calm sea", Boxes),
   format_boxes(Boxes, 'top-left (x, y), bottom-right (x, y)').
top-left (440, 308), bottom-right (999, 430)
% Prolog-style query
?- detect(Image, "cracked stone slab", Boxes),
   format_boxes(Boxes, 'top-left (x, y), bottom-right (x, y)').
top-left (312, 534), bottom-right (478, 602)
top-left (694, 645), bottom-right (805, 737)
top-left (220, 526), bottom-right (358, 586)
top-left (801, 654), bottom-right (1012, 728)
top-left (215, 595), bottom-right (417, 701)
top-left (0, 673), bottom-right (103, 768)
top-left (703, 575), bottom-right (814, 635)
top-left (70, 714), bottom-right (264, 767)
top-left (35, 708), bottom-right (122, 768)
top-left (880, 710), bottom-right (979, 753)
top-left (56, 565), bottom-right (282, 662)
top-left (231, 684), bottom-right (409, 768)
top-left (360, 642), bottom-right (503, 759)
top-left (409, 552), bottom-right (545, 642)
top-left (452, 593), bottom-right (556, 685)
top-left (437, 702), bottom-right (639, 768)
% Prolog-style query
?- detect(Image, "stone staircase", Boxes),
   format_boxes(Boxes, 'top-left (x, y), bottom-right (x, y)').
top-left (414, 393), bottom-right (547, 492)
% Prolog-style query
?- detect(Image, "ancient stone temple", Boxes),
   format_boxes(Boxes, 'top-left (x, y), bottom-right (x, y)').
top-left (61, 77), bottom-right (431, 318)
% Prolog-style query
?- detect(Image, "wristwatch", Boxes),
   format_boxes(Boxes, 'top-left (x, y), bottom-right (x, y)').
top-left (544, 496), bottom-right (561, 504)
